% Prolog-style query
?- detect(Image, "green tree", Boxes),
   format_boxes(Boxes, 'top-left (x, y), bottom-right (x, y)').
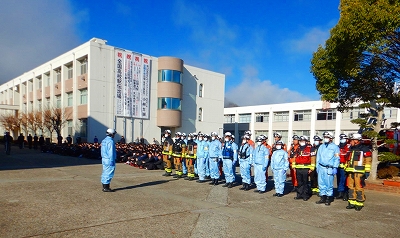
top-left (310, 0), bottom-right (400, 180)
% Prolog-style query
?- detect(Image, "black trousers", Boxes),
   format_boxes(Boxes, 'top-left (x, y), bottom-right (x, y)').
top-left (309, 170), bottom-right (318, 189)
top-left (296, 168), bottom-right (310, 199)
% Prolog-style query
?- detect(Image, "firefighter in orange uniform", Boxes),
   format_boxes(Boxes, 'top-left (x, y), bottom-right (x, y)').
top-left (292, 136), bottom-right (316, 201)
top-left (184, 133), bottom-right (197, 181)
top-left (162, 130), bottom-right (174, 176)
top-left (172, 132), bottom-right (186, 178)
top-left (345, 133), bottom-right (372, 211)
top-left (287, 135), bottom-right (300, 193)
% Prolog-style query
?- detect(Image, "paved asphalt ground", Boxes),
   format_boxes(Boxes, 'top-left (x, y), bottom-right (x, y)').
top-left (1, 147), bottom-right (400, 238)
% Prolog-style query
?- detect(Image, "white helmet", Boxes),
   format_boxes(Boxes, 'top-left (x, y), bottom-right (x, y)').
top-left (211, 132), bottom-right (218, 137)
top-left (106, 128), bottom-right (116, 135)
top-left (224, 132), bottom-right (232, 137)
top-left (350, 133), bottom-right (363, 140)
top-left (322, 131), bottom-right (333, 139)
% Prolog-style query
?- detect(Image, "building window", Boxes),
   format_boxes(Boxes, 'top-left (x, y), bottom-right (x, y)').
top-left (342, 107), bottom-right (365, 120)
top-left (157, 97), bottom-right (181, 110)
top-left (317, 109), bottom-right (336, 120)
top-left (45, 73), bottom-right (50, 86)
top-left (274, 111), bottom-right (289, 122)
top-left (56, 95), bottom-right (61, 108)
top-left (239, 113), bottom-right (251, 123)
top-left (255, 113), bottom-right (269, 122)
top-left (294, 110), bottom-right (311, 121)
top-left (293, 130), bottom-right (310, 137)
top-left (384, 108), bottom-right (397, 119)
top-left (67, 120), bottom-right (73, 136)
top-left (158, 70), bottom-right (182, 83)
top-left (224, 114), bottom-right (235, 123)
top-left (80, 58), bottom-right (87, 75)
top-left (38, 100), bottom-right (42, 111)
top-left (80, 89), bottom-right (87, 105)
top-left (79, 119), bottom-right (87, 137)
top-left (67, 65), bottom-right (73, 79)
top-left (255, 130), bottom-right (268, 137)
top-left (29, 80), bottom-right (33, 92)
top-left (274, 130), bottom-right (289, 144)
top-left (67, 92), bottom-right (73, 107)
top-left (38, 78), bottom-right (42, 88)
top-left (199, 84), bottom-right (203, 97)
top-left (55, 69), bottom-right (61, 83)
top-left (46, 97), bottom-right (50, 109)
top-left (198, 107), bottom-right (203, 121)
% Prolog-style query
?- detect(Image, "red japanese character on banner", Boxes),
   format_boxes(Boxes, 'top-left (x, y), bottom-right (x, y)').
top-left (118, 52), bottom-right (122, 58)
top-left (127, 54), bottom-right (131, 59)
top-left (135, 56), bottom-right (139, 62)
top-left (144, 59), bottom-right (148, 64)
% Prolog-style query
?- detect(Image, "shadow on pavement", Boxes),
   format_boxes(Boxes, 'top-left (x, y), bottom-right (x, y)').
top-left (0, 147), bottom-right (100, 171)
top-left (113, 180), bottom-right (171, 191)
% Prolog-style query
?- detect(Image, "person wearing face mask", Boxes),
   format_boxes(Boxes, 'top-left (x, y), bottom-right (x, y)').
top-left (336, 133), bottom-right (350, 200)
top-left (261, 135), bottom-right (273, 184)
top-left (202, 133), bottom-right (212, 179)
top-left (316, 131), bottom-right (340, 206)
top-left (184, 133), bottom-right (198, 181)
top-left (172, 132), bottom-right (186, 178)
top-left (271, 141), bottom-right (289, 197)
top-left (292, 136), bottom-right (316, 201)
top-left (344, 133), bottom-right (372, 211)
top-left (101, 128), bottom-right (117, 192)
top-left (251, 136), bottom-right (270, 193)
top-left (245, 130), bottom-right (255, 148)
top-left (162, 130), bottom-right (174, 176)
top-left (221, 132), bottom-right (238, 188)
top-left (310, 135), bottom-right (322, 195)
top-left (196, 133), bottom-right (210, 183)
top-left (238, 135), bottom-right (253, 191)
top-left (208, 132), bottom-right (223, 185)
top-left (181, 133), bottom-right (188, 177)
top-left (287, 135), bottom-right (300, 193)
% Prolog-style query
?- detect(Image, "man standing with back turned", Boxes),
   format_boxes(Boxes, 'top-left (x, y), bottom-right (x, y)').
top-left (101, 128), bottom-right (117, 192)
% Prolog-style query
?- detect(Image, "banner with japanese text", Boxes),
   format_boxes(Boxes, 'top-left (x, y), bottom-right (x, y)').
top-left (115, 49), bottom-right (151, 119)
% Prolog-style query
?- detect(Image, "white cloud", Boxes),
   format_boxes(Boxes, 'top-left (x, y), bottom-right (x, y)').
top-left (0, 0), bottom-right (81, 84)
top-left (225, 65), bottom-right (311, 106)
top-left (286, 27), bottom-right (330, 54)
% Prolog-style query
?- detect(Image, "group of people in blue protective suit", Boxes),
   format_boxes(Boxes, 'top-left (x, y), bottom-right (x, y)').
top-left (101, 127), bottom-right (371, 211)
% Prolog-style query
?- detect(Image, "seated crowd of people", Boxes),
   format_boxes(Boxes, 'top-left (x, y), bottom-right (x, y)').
top-left (39, 138), bottom-right (164, 170)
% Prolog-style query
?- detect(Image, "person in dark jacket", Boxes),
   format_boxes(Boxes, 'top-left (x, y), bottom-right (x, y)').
top-left (27, 134), bottom-right (33, 149)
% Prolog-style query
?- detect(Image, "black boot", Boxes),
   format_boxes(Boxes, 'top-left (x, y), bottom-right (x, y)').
top-left (214, 179), bottom-right (219, 186)
top-left (209, 179), bottom-right (215, 185)
top-left (325, 196), bottom-right (333, 206)
top-left (227, 183), bottom-right (233, 188)
top-left (222, 183), bottom-right (229, 187)
top-left (342, 192), bottom-right (348, 201)
top-left (355, 205), bottom-right (363, 211)
top-left (102, 184), bottom-right (113, 192)
top-left (316, 195), bottom-right (327, 204)
top-left (335, 192), bottom-right (343, 199)
top-left (346, 202), bottom-right (355, 209)
top-left (239, 183), bottom-right (246, 190)
top-left (244, 183), bottom-right (250, 191)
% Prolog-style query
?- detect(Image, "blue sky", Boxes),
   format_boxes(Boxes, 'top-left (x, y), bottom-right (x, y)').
top-left (0, 0), bottom-right (340, 106)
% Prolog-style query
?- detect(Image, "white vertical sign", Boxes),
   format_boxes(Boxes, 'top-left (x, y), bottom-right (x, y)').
top-left (141, 56), bottom-right (150, 119)
top-left (132, 54), bottom-right (142, 118)
top-left (124, 52), bottom-right (133, 117)
top-left (115, 50), bottom-right (124, 116)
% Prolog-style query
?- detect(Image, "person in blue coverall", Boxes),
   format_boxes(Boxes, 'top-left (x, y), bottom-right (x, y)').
top-left (238, 135), bottom-right (253, 191)
top-left (208, 132), bottom-right (223, 185)
top-left (101, 128), bottom-right (117, 192)
top-left (316, 131), bottom-right (340, 206)
top-left (251, 136), bottom-right (270, 193)
top-left (196, 133), bottom-right (210, 183)
top-left (222, 132), bottom-right (238, 188)
top-left (271, 140), bottom-right (289, 197)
